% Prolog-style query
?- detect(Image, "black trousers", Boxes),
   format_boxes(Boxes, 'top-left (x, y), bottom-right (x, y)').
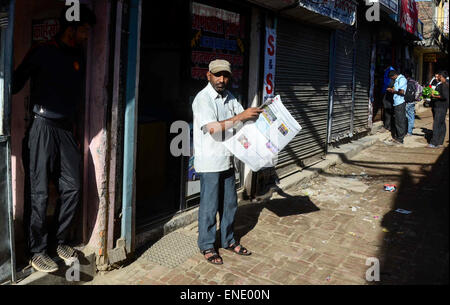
top-left (431, 106), bottom-right (448, 146)
top-left (382, 95), bottom-right (393, 130)
top-left (28, 115), bottom-right (81, 255)
top-left (393, 102), bottom-right (407, 143)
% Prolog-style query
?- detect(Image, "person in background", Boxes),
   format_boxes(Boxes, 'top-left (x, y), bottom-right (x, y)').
top-left (12, 5), bottom-right (96, 273)
top-left (429, 73), bottom-right (440, 90)
top-left (404, 71), bottom-right (422, 136)
top-left (428, 71), bottom-right (449, 148)
top-left (381, 66), bottom-right (395, 132)
top-left (385, 70), bottom-right (408, 145)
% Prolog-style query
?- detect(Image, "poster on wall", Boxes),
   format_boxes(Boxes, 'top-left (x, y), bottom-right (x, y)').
top-left (263, 27), bottom-right (276, 103)
top-left (187, 2), bottom-right (247, 191)
top-left (190, 2), bottom-right (246, 91)
top-left (32, 19), bottom-right (60, 44)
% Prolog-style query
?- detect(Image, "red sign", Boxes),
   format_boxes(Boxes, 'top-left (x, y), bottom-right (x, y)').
top-left (400, 0), bottom-right (418, 34)
top-left (32, 19), bottom-right (60, 43)
top-left (263, 27), bottom-right (276, 102)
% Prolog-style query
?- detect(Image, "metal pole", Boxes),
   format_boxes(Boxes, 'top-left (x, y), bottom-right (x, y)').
top-left (121, 0), bottom-right (141, 254)
top-left (326, 30), bottom-right (337, 148)
top-left (5, 0), bottom-right (16, 283)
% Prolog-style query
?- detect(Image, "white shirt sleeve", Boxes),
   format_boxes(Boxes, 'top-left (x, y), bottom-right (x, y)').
top-left (192, 97), bottom-right (217, 131)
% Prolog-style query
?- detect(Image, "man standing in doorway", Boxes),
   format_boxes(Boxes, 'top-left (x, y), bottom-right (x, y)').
top-left (385, 70), bottom-right (408, 145)
top-left (381, 66), bottom-right (395, 132)
top-left (192, 59), bottom-right (262, 265)
top-left (12, 5), bottom-right (96, 273)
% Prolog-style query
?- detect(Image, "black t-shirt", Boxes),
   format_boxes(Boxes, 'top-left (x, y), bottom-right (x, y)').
top-left (12, 37), bottom-right (86, 121)
top-left (383, 79), bottom-right (395, 106)
top-left (435, 83), bottom-right (449, 108)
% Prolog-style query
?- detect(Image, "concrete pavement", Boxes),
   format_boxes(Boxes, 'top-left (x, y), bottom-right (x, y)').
top-left (85, 105), bottom-right (448, 285)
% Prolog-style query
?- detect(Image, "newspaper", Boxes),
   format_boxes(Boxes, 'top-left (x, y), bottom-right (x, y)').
top-left (224, 95), bottom-right (302, 172)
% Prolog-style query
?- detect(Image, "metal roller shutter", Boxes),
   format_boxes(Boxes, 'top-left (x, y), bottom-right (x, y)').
top-left (353, 26), bottom-right (371, 132)
top-left (330, 27), bottom-right (355, 142)
top-left (275, 18), bottom-right (330, 173)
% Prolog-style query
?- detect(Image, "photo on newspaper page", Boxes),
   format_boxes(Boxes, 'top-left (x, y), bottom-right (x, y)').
top-left (224, 95), bottom-right (302, 171)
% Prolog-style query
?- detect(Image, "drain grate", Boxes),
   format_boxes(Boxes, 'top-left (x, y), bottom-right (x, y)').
top-left (141, 231), bottom-right (198, 268)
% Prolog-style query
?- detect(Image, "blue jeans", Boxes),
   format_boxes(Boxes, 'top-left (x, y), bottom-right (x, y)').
top-left (405, 102), bottom-right (415, 135)
top-left (197, 168), bottom-right (238, 252)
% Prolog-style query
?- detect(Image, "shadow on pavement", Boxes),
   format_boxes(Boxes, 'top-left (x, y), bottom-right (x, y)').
top-left (421, 127), bottom-right (433, 143)
top-left (231, 193), bottom-right (320, 244)
top-left (376, 146), bottom-right (449, 284)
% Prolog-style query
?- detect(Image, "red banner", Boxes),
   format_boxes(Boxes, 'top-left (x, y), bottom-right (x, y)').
top-left (400, 0), bottom-right (418, 34)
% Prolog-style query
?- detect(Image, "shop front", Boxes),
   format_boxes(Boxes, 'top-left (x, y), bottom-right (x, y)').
top-left (4, 0), bottom-right (115, 277)
top-left (372, 0), bottom-right (403, 123)
top-left (132, 0), bottom-right (251, 248)
top-left (372, 0), bottom-right (421, 123)
top-left (270, 0), bottom-right (358, 177)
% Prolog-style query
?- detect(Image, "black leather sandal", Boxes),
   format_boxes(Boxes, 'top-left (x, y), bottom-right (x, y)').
top-left (201, 248), bottom-right (223, 265)
top-left (225, 243), bottom-right (252, 256)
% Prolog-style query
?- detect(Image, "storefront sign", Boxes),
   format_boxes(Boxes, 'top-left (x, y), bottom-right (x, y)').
top-left (263, 27), bottom-right (276, 102)
top-left (400, 0), bottom-right (418, 34)
top-left (32, 19), bottom-right (59, 43)
top-left (380, 0), bottom-right (399, 14)
top-left (423, 53), bottom-right (437, 63)
top-left (298, 0), bottom-right (357, 26)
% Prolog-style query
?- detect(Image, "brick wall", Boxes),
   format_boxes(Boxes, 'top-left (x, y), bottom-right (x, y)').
top-left (417, 0), bottom-right (436, 41)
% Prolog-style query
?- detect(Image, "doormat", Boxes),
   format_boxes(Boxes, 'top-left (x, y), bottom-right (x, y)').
top-left (140, 231), bottom-right (198, 269)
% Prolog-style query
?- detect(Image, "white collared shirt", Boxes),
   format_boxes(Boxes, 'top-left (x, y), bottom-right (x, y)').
top-left (192, 83), bottom-right (244, 173)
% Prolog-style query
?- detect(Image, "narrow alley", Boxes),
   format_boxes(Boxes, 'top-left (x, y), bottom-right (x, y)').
top-left (87, 107), bottom-right (449, 285)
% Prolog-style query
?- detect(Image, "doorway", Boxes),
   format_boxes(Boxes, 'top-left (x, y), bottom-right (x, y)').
top-left (135, 0), bottom-right (191, 228)
top-left (0, 0), bottom-right (15, 284)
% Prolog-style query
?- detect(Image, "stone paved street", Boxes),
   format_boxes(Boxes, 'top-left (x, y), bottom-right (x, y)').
top-left (87, 107), bottom-right (449, 285)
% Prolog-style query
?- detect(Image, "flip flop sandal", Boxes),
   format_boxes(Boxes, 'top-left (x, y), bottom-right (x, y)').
top-left (225, 243), bottom-right (252, 256)
top-left (201, 248), bottom-right (223, 265)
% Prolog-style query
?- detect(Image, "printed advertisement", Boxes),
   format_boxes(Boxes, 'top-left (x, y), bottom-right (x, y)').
top-left (32, 19), bottom-right (60, 43)
top-left (190, 2), bottom-right (246, 90)
top-left (263, 27), bottom-right (276, 102)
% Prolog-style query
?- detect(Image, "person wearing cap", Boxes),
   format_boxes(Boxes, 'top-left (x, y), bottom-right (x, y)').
top-left (12, 5), bottom-right (96, 273)
top-left (192, 59), bottom-right (263, 265)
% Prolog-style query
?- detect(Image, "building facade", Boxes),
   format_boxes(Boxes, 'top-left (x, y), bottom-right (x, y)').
top-left (414, 0), bottom-right (448, 85)
top-left (1, 0), bottom-right (431, 283)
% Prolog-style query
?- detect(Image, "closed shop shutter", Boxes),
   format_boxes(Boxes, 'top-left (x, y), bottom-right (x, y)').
top-left (275, 18), bottom-right (330, 174)
top-left (353, 25), bottom-right (371, 132)
top-left (330, 27), bottom-right (355, 142)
